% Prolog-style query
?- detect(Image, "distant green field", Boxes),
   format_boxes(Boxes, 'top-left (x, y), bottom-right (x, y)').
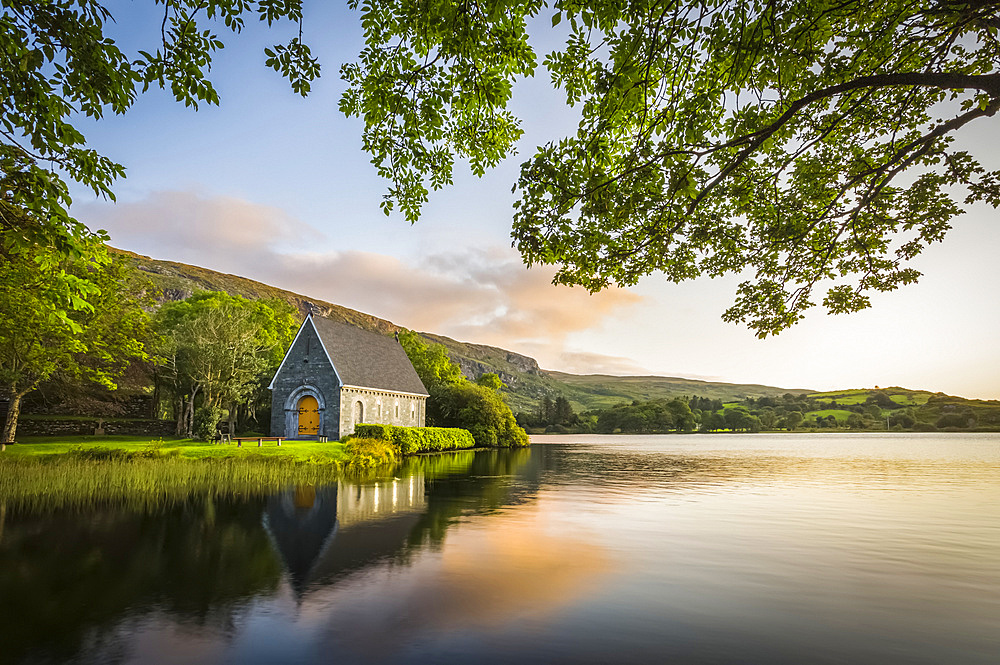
top-left (889, 393), bottom-right (930, 405)
top-left (810, 388), bottom-right (933, 406)
top-left (806, 409), bottom-right (854, 422)
top-left (812, 393), bottom-right (869, 405)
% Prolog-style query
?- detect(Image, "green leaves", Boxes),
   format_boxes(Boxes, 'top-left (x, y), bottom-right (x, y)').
top-left (264, 38), bottom-right (321, 96)
top-left (2, 0), bottom-right (320, 264)
top-left (343, 0), bottom-right (1000, 335)
top-left (154, 292), bottom-right (297, 408)
top-left (0, 245), bottom-right (153, 405)
top-left (340, 0), bottom-right (540, 222)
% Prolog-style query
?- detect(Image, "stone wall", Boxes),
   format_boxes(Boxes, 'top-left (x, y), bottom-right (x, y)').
top-left (339, 387), bottom-right (426, 437)
top-left (22, 392), bottom-right (155, 419)
top-left (269, 322), bottom-right (341, 440)
top-left (16, 417), bottom-right (176, 438)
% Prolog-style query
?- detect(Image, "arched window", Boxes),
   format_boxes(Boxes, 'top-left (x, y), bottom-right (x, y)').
top-left (395, 401), bottom-right (400, 419)
top-left (354, 400), bottom-right (364, 426)
top-left (410, 402), bottom-right (416, 422)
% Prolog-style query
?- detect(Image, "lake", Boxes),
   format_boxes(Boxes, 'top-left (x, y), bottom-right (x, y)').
top-left (2, 433), bottom-right (998, 664)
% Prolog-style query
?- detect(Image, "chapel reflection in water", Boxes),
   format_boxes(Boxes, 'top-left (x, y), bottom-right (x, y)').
top-left (261, 446), bottom-right (542, 596)
top-left (262, 475), bottom-right (429, 596)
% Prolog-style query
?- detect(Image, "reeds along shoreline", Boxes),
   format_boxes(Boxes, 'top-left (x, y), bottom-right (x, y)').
top-left (0, 445), bottom-right (486, 516)
top-left (0, 454), bottom-right (352, 515)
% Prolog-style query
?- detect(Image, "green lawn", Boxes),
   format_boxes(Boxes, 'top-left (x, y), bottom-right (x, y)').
top-left (806, 409), bottom-right (855, 422)
top-left (813, 394), bottom-right (869, 405)
top-left (810, 388), bottom-right (933, 406)
top-left (889, 393), bottom-right (930, 406)
top-left (5, 435), bottom-right (348, 462)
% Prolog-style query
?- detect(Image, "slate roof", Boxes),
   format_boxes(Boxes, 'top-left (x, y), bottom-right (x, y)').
top-left (310, 316), bottom-right (429, 396)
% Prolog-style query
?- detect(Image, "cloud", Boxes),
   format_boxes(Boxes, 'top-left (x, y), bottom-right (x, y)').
top-left (77, 191), bottom-right (644, 369)
top-left (78, 190), bottom-right (321, 258)
top-left (539, 349), bottom-right (653, 375)
top-left (305, 513), bottom-right (611, 661)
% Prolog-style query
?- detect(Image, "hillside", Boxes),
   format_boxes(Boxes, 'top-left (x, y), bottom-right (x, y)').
top-left (550, 372), bottom-right (813, 412)
top-left (119, 248), bottom-right (813, 412)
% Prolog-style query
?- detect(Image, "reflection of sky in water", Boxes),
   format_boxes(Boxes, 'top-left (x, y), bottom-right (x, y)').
top-left (3, 433), bottom-right (999, 665)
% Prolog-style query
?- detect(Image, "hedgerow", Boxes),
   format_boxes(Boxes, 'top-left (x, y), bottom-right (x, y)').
top-left (353, 424), bottom-right (475, 454)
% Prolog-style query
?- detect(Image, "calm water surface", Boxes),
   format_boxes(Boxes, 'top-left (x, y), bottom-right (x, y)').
top-left (2, 433), bottom-right (998, 664)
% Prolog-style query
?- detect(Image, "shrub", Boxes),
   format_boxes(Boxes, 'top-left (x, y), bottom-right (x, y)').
top-left (344, 437), bottom-right (397, 467)
top-left (354, 424), bottom-right (476, 454)
top-left (193, 405), bottom-right (224, 441)
top-left (444, 382), bottom-right (530, 447)
top-left (936, 412), bottom-right (973, 429)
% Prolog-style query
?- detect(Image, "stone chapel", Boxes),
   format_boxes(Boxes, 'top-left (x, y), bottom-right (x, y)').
top-left (268, 314), bottom-right (428, 440)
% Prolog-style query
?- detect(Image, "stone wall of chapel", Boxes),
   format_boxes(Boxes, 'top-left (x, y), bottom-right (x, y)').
top-left (339, 387), bottom-right (427, 436)
top-left (270, 323), bottom-right (341, 440)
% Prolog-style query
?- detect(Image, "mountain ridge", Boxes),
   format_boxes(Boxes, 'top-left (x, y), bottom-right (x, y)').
top-left (116, 247), bottom-right (815, 412)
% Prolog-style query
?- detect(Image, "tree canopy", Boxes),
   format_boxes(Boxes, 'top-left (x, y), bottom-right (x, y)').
top-left (399, 331), bottom-right (528, 447)
top-left (0, 246), bottom-right (152, 442)
top-left (1, 0), bottom-right (317, 257)
top-left (5, 1), bottom-right (1000, 335)
top-left (345, 0), bottom-right (1000, 335)
top-left (154, 292), bottom-right (296, 437)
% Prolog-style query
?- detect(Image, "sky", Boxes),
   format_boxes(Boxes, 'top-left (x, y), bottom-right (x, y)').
top-left (69, 2), bottom-right (1000, 400)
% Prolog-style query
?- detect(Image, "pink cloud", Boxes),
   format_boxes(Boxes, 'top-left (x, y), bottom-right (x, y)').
top-left (77, 191), bottom-right (645, 369)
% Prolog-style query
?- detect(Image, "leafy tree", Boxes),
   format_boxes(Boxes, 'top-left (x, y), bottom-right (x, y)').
top-left (12, 3), bottom-right (1000, 335)
top-left (0, 247), bottom-right (152, 444)
top-left (553, 395), bottom-right (575, 425)
top-left (758, 407), bottom-right (778, 430)
top-left (154, 292), bottom-right (296, 437)
top-left (867, 391), bottom-right (905, 410)
top-left (865, 403), bottom-right (885, 420)
top-left (783, 410), bottom-right (804, 431)
top-left (701, 410), bottom-right (728, 432)
top-left (344, 0), bottom-right (1000, 334)
top-left (538, 395), bottom-right (555, 425)
top-left (448, 382), bottom-right (530, 447)
top-left (475, 372), bottom-right (504, 391)
top-left (936, 411), bottom-right (974, 428)
top-left (595, 397), bottom-right (694, 433)
top-left (665, 398), bottom-right (696, 432)
top-left (1, 0), bottom-right (318, 268)
top-left (399, 331), bottom-right (528, 446)
top-left (724, 406), bottom-right (760, 432)
top-left (889, 412), bottom-right (916, 429)
top-left (399, 331), bottom-right (464, 394)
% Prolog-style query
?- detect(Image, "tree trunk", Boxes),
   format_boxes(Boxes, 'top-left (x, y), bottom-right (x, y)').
top-left (185, 385), bottom-right (200, 438)
top-left (2, 391), bottom-right (24, 446)
top-left (227, 404), bottom-right (238, 436)
top-left (175, 397), bottom-right (186, 436)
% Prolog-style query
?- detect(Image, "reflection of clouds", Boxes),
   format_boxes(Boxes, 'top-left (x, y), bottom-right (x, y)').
top-left (301, 513), bottom-right (610, 662)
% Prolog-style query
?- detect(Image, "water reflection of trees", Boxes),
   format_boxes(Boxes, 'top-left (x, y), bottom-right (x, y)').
top-left (0, 495), bottom-right (282, 665)
top-left (0, 447), bottom-right (544, 664)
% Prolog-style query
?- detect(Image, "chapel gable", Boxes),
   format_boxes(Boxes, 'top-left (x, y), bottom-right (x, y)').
top-left (269, 314), bottom-right (428, 440)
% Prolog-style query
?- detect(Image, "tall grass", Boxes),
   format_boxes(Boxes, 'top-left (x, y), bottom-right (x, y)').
top-left (0, 452), bottom-right (343, 514)
top-left (0, 437), bottom-right (495, 515)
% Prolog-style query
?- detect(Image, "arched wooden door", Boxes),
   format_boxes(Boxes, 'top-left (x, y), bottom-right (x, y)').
top-left (297, 395), bottom-right (320, 437)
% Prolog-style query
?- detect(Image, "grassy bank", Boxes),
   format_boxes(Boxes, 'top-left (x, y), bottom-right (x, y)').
top-left (2, 436), bottom-right (348, 461)
top-left (0, 436), bottom-right (355, 513)
top-left (0, 455), bottom-right (349, 513)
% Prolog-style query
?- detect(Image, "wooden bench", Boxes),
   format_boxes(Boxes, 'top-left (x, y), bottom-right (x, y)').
top-left (233, 436), bottom-right (285, 447)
